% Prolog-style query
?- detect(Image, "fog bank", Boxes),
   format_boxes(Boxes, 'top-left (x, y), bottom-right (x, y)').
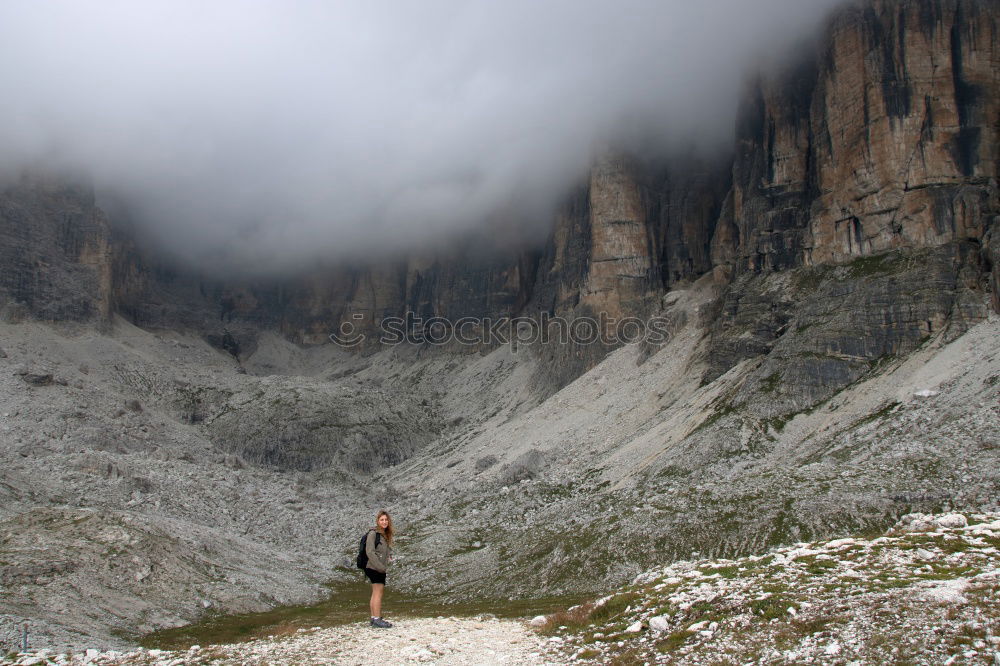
top-left (0, 0), bottom-right (843, 273)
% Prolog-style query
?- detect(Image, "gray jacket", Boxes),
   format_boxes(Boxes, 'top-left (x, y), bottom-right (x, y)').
top-left (365, 529), bottom-right (391, 573)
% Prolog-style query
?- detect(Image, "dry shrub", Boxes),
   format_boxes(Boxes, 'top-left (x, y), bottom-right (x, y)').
top-left (538, 601), bottom-right (598, 633)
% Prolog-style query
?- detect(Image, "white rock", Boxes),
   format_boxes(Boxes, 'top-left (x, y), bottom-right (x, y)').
top-left (913, 389), bottom-right (939, 398)
top-left (919, 580), bottom-right (969, 604)
top-left (687, 620), bottom-right (708, 631)
top-left (899, 512), bottom-right (931, 525)
top-left (903, 520), bottom-right (936, 533)
top-left (648, 615), bottom-right (670, 633)
top-left (825, 538), bottom-right (856, 549)
top-left (625, 621), bottom-right (643, 633)
top-left (935, 513), bottom-right (968, 529)
top-left (528, 615), bottom-right (547, 627)
top-left (824, 641), bottom-right (841, 655)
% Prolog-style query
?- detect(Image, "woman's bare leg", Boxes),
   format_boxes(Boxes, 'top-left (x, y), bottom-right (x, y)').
top-left (370, 583), bottom-right (384, 618)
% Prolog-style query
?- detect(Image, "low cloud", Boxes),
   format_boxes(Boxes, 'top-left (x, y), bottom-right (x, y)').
top-left (0, 0), bottom-right (843, 274)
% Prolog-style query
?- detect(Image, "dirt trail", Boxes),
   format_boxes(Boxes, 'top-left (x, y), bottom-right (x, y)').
top-left (6, 617), bottom-right (564, 665)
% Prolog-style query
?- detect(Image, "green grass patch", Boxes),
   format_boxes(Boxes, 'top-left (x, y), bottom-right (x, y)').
top-left (589, 592), bottom-right (641, 625)
top-left (851, 401), bottom-right (901, 428)
top-left (764, 413), bottom-right (793, 433)
top-left (694, 402), bottom-right (739, 433)
top-left (144, 581), bottom-right (586, 649)
top-left (760, 372), bottom-right (781, 394)
top-left (792, 613), bottom-right (845, 635)
top-left (867, 575), bottom-right (912, 590)
top-left (791, 265), bottom-right (834, 292)
top-left (933, 537), bottom-right (973, 554)
top-left (698, 564), bottom-right (741, 579)
top-left (656, 464), bottom-right (692, 479)
top-left (749, 595), bottom-right (795, 621)
top-left (804, 559), bottom-right (838, 575)
top-left (915, 563), bottom-right (978, 580)
top-left (657, 630), bottom-right (696, 653)
top-left (843, 251), bottom-right (909, 279)
top-left (684, 599), bottom-right (726, 625)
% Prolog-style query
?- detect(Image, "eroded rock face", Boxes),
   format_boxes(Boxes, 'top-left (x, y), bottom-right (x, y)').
top-left (0, 175), bottom-right (113, 322)
top-left (707, 242), bottom-right (988, 414)
top-left (696, 0), bottom-right (998, 414)
top-left (985, 216), bottom-right (1000, 312)
top-left (205, 380), bottom-right (441, 473)
top-left (109, 236), bottom-right (542, 349)
top-left (715, 0), bottom-right (999, 273)
top-left (652, 155), bottom-right (732, 289)
top-left (580, 153), bottom-right (659, 320)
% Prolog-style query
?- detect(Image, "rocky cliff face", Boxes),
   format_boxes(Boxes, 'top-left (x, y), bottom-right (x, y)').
top-left (716, 0), bottom-right (999, 274)
top-left (702, 0), bottom-right (998, 409)
top-left (0, 175), bottom-right (114, 324)
top-left (1, 0), bottom-right (996, 383)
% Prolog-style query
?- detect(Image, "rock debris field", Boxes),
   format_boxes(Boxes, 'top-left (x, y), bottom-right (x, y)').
top-left (537, 512), bottom-right (1000, 665)
top-left (5, 512), bottom-right (999, 665)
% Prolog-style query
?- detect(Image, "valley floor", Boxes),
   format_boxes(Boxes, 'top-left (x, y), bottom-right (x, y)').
top-left (1, 287), bottom-right (997, 655)
top-left (5, 512), bottom-right (998, 665)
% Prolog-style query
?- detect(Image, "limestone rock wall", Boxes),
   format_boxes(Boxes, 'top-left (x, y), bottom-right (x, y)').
top-left (715, 0), bottom-right (999, 273)
top-left (0, 175), bottom-right (113, 323)
top-left (2, 0), bottom-right (997, 369)
top-left (698, 0), bottom-right (999, 405)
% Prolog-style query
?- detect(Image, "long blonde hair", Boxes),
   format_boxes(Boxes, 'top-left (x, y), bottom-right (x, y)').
top-left (375, 510), bottom-right (394, 545)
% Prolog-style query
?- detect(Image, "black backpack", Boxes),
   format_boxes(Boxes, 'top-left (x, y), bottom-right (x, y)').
top-left (356, 529), bottom-right (381, 570)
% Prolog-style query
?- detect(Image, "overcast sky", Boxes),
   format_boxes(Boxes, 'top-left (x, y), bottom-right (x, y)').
top-left (0, 0), bottom-right (843, 274)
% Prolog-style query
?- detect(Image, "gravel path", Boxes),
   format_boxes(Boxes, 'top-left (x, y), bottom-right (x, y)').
top-left (5, 617), bottom-right (561, 665)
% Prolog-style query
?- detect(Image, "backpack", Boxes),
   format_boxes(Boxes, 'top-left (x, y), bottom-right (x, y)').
top-left (356, 529), bottom-right (381, 570)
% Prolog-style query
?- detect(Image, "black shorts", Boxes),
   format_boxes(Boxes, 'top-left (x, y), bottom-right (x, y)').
top-left (364, 568), bottom-right (386, 585)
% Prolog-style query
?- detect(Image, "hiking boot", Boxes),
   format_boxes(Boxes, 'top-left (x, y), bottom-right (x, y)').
top-left (372, 617), bottom-right (393, 628)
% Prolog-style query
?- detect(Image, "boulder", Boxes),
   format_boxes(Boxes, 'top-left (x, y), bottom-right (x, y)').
top-left (934, 513), bottom-right (968, 529)
top-left (648, 615), bottom-right (670, 633)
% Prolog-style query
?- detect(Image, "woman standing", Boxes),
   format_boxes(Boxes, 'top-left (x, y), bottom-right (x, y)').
top-left (365, 510), bottom-right (393, 628)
